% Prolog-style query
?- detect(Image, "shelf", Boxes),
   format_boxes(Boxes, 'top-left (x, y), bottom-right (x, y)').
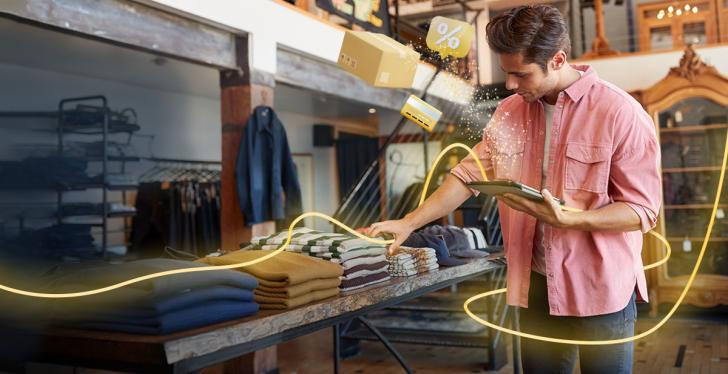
top-left (385, 293), bottom-right (489, 313)
top-left (0, 111), bottom-right (57, 119)
top-left (664, 204), bottom-right (728, 210)
top-left (32, 125), bottom-right (140, 135)
top-left (666, 237), bottom-right (728, 242)
top-left (60, 182), bottom-right (139, 191)
top-left (0, 183), bottom-right (138, 192)
top-left (660, 124), bottom-right (728, 133)
top-left (344, 328), bottom-right (489, 348)
top-left (61, 211), bottom-right (136, 220)
top-left (80, 155), bottom-right (141, 163)
top-left (662, 166), bottom-right (723, 173)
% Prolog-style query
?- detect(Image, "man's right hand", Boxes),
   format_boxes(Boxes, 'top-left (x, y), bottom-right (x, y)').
top-left (368, 219), bottom-right (415, 255)
top-left (367, 175), bottom-right (475, 256)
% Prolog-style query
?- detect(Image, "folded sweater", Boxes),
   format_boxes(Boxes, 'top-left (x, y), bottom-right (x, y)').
top-left (66, 300), bottom-right (258, 335)
top-left (255, 277), bottom-right (341, 298)
top-left (343, 260), bottom-right (389, 276)
top-left (48, 258), bottom-right (258, 299)
top-left (255, 287), bottom-right (340, 310)
top-left (54, 285), bottom-right (254, 320)
top-left (342, 265), bottom-right (389, 280)
top-left (340, 272), bottom-right (390, 291)
top-left (198, 250), bottom-right (343, 286)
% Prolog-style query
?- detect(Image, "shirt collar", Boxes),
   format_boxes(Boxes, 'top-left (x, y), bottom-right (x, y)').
top-left (563, 64), bottom-right (597, 102)
top-left (255, 106), bottom-right (274, 133)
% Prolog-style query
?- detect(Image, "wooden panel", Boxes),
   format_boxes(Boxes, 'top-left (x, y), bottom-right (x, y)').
top-left (720, 0), bottom-right (728, 42)
top-left (660, 123), bottom-right (728, 133)
top-left (0, 0), bottom-right (236, 68)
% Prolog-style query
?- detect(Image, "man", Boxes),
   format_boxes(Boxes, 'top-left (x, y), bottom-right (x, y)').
top-left (368, 5), bottom-right (661, 374)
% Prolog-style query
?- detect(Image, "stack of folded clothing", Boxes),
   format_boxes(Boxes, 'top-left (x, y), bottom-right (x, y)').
top-left (339, 253), bottom-right (390, 291)
top-left (386, 246), bottom-right (438, 277)
top-left (198, 250), bottom-right (343, 310)
top-left (47, 259), bottom-right (259, 335)
top-left (250, 228), bottom-right (391, 291)
top-left (420, 225), bottom-right (489, 258)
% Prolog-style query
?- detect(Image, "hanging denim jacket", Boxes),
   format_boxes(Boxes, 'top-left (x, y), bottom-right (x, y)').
top-left (235, 106), bottom-right (302, 225)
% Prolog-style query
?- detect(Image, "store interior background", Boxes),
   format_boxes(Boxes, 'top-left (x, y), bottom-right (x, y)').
top-left (0, 0), bottom-right (727, 373)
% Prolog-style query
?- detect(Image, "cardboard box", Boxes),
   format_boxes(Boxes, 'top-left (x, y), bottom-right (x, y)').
top-left (400, 94), bottom-right (442, 132)
top-left (337, 31), bottom-right (420, 88)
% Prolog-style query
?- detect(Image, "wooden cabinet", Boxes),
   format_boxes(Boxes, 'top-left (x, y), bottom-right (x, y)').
top-left (720, 0), bottom-right (728, 41)
top-left (637, 0), bottom-right (718, 51)
top-left (632, 46), bottom-right (728, 316)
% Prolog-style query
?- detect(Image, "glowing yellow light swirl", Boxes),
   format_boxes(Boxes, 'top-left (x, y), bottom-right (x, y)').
top-left (0, 129), bottom-right (724, 349)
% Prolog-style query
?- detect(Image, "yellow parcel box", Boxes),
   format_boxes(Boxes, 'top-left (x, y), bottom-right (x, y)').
top-left (338, 31), bottom-right (420, 88)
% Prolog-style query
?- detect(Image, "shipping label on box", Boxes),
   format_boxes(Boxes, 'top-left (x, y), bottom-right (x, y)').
top-left (337, 30), bottom-right (420, 88)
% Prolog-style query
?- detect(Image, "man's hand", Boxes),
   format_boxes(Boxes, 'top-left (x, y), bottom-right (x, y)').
top-left (368, 218), bottom-right (416, 255)
top-left (497, 189), bottom-right (571, 228)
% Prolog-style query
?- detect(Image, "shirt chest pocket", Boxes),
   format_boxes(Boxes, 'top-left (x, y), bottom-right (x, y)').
top-left (494, 141), bottom-right (526, 181)
top-left (564, 143), bottom-right (610, 193)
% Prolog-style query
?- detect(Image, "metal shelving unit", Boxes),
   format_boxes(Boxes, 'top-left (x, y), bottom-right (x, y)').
top-left (0, 95), bottom-right (140, 257)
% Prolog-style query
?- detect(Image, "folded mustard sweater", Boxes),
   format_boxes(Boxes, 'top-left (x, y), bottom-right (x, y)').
top-left (197, 250), bottom-right (343, 286)
top-left (255, 277), bottom-right (341, 298)
top-left (255, 287), bottom-right (340, 310)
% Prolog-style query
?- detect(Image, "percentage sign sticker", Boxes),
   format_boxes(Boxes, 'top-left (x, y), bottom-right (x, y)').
top-left (426, 16), bottom-right (474, 58)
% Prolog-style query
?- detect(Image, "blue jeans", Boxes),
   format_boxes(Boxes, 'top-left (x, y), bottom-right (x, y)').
top-left (519, 272), bottom-right (637, 374)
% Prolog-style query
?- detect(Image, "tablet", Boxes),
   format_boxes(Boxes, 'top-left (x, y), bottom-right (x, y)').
top-left (467, 180), bottom-right (564, 205)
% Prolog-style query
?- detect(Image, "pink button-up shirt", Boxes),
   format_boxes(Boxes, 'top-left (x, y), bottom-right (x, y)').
top-left (451, 65), bottom-right (661, 317)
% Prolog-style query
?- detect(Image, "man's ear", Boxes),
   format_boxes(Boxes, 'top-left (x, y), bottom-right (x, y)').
top-left (551, 50), bottom-right (568, 70)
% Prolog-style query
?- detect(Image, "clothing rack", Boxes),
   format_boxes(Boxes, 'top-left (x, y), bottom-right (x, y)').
top-left (133, 159), bottom-right (222, 256)
top-left (139, 158), bottom-right (221, 184)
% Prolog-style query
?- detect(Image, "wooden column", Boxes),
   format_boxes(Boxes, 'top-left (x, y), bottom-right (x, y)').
top-left (580, 0), bottom-right (618, 58)
top-left (218, 36), bottom-right (278, 374)
top-left (220, 36), bottom-right (275, 252)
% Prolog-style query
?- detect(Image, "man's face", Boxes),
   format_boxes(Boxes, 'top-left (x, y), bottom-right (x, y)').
top-left (499, 53), bottom-right (557, 103)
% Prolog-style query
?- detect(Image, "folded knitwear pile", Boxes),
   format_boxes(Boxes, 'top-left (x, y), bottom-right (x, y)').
top-left (198, 249), bottom-right (342, 310)
top-left (48, 259), bottom-right (259, 335)
top-left (251, 228), bottom-right (390, 291)
top-left (386, 246), bottom-right (438, 277)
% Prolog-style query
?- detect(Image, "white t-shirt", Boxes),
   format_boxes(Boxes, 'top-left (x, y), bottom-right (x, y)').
top-left (532, 70), bottom-right (584, 275)
top-left (531, 102), bottom-right (555, 275)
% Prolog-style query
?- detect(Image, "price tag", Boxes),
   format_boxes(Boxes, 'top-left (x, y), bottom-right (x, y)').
top-left (426, 16), bottom-right (474, 58)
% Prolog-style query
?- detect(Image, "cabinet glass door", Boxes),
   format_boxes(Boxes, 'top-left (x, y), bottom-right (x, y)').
top-left (658, 97), bottom-right (728, 277)
top-left (650, 26), bottom-right (673, 50)
top-left (682, 22), bottom-right (707, 45)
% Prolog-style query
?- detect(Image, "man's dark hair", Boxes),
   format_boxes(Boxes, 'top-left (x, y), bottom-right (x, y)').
top-left (486, 5), bottom-right (571, 72)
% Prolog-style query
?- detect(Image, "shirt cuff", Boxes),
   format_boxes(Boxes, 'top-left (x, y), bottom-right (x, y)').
top-left (622, 201), bottom-right (657, 233)
top-left (450, 165), bottom-right (480, 196)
